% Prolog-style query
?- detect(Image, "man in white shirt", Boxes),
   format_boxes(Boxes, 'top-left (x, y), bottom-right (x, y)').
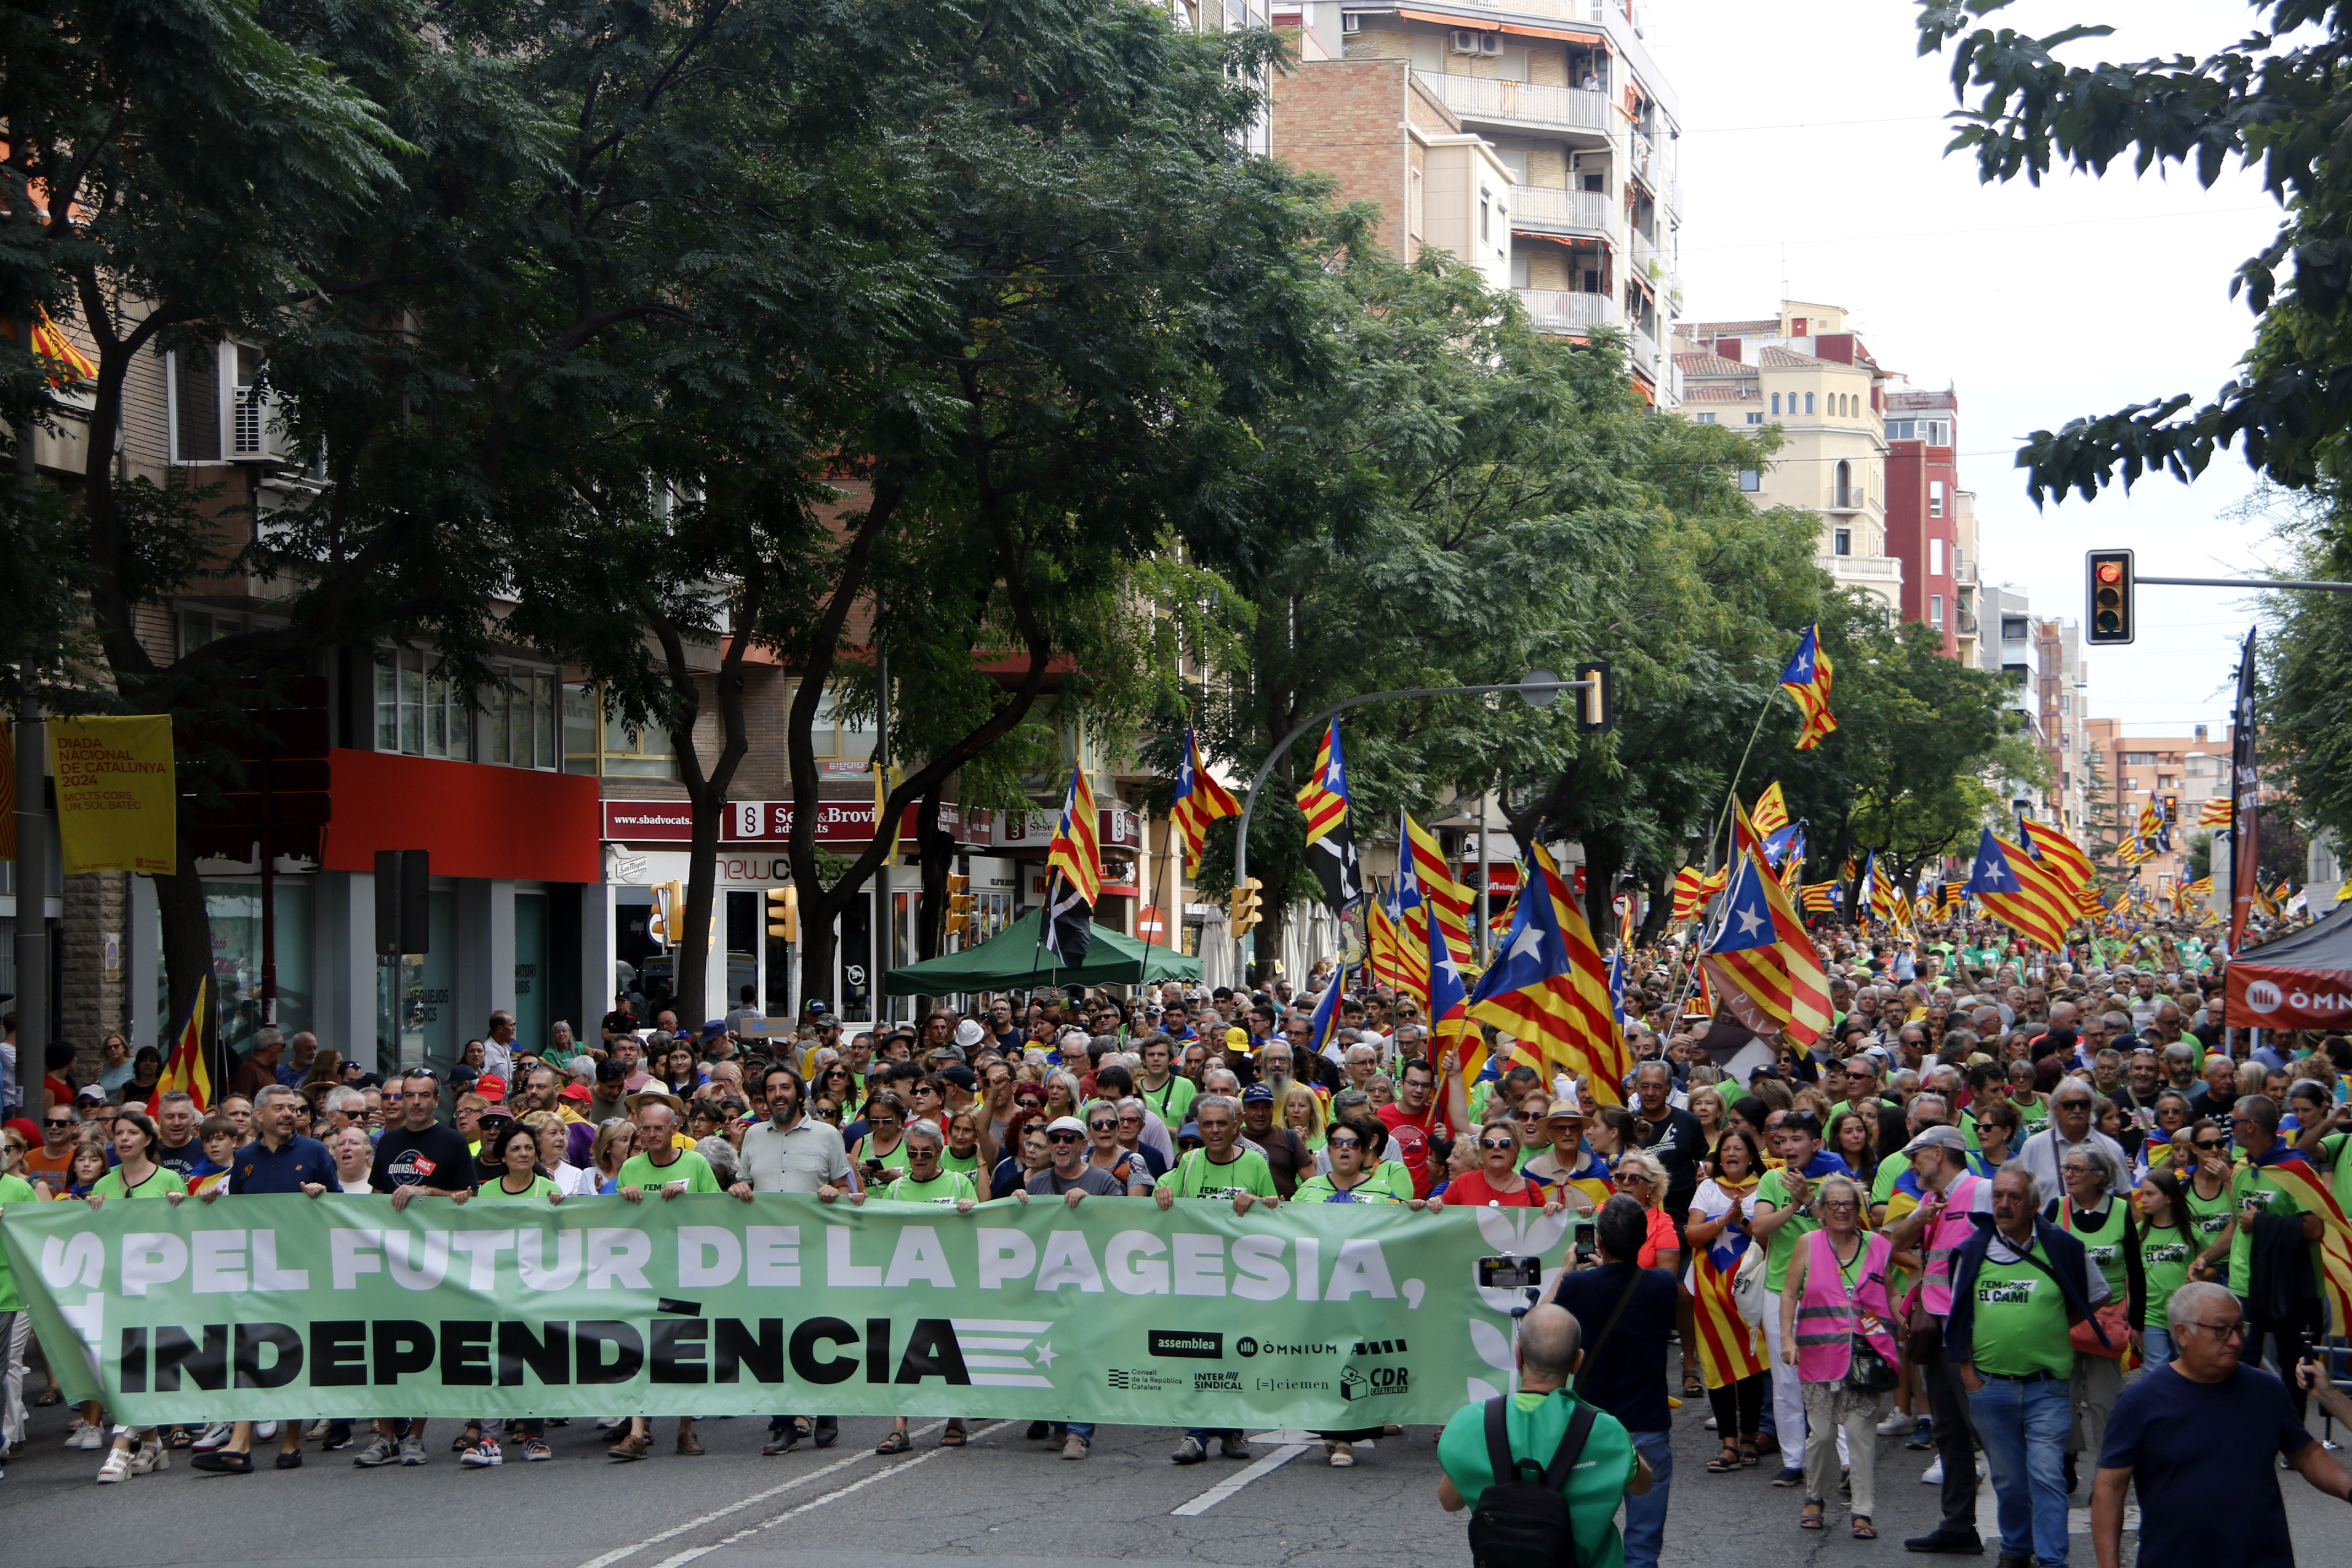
top-left (729, 1063), bottom-right (854, 1454)
top-left (2015, 1080), bottom-right (2128, 1202)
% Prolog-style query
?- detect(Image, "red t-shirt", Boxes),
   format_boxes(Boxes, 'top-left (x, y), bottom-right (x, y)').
top-left (1441, 1169), bottom-right (1539, 1207)
top-left (1379, 1102), bottom-right (1445, 1197)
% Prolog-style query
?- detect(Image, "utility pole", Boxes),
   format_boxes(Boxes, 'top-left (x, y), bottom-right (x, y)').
top-left (13, 694), bottom-right (47, 1065)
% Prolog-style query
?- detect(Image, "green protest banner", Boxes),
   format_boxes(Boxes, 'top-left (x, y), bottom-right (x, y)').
top-left (1, 1194), bottom-right (1567, 1427)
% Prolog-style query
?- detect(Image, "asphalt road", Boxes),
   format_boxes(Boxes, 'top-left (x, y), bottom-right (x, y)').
top-left (5, 1380), bottom-right (2348, 1567)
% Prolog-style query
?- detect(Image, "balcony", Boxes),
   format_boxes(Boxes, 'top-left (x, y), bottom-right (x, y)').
top-left (1630, 323), bottom-right (1660, 377)
top-left (1515, 289), bottom-right (1616, 334)
top-left (1414, 70), bottom-right (1614, 137)
top-left (1510, 183), bottom-right (1612, 239)
top-left (1818, 553), bottom-right (1903, 583)
top-left (1630, 228), bottom-right (1661, 285)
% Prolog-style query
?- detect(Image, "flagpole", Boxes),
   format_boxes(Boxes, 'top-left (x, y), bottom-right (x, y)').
top-left (1663, 680), bottom-right (1782, 1027)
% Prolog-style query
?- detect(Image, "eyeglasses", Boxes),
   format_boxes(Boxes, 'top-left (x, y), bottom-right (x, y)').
top-left (2190, 1137), bottom-right (2226, 1151)
top-left (2186, 1320), bottom-right (2248, 1340)
top-left (868, 1117), bottom-right (902, 1128)
top-left (1479, 1137), bottom-right (1516, 1151)
top-left (1087, 1122), bottom-right (1117, 1134)
top-left (1047, 1132), bottom-right (1084, 1144)
top-left (1819, 1200), bottom-right (1858, 1212)
top-left (1118, 1113), bottom-right (1142, 1125)
top-left (1326, 1136), bottom-right (1363, 1151)
top-left (45, 1118), bottom-right (73, 1129)
top-left (1195, 1120), bottom-right (1234, 1133)
top-left (907, 1146), bottom-right (939, 1158)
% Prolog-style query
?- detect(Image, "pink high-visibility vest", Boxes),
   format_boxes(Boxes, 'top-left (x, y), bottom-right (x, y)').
top-left (1794, 1228), bottom-right (1901, 1383)
top-left (1919, 1170), bottom-right (1983, 1317)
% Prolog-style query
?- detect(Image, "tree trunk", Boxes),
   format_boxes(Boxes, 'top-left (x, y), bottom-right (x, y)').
top-left (914, 785), bottom-right (955, 964)
top-left (1638, 863), bottom-right (1672, 945)
top-left (1253, 896), bottom-right (1287, 993)
top-left (652, 581), bottom-right (759, 1029)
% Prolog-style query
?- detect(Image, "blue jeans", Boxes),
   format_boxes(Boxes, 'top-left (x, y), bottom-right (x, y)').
top-left (2139, 1325), bottom-right (2176, 1366)
top-left (1621, 1428), bottom-right (1673, 1568)
top-left (1064, 1423), bottom-right (1095, 1440)
top-left (1969, 1374), bottom-right (2071, 1567)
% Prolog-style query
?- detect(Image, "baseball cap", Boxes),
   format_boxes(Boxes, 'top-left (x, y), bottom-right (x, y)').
top-left (476, 1073), bottom-right (508, 1103)
top-left (806, 1000), bottom-right (829, 1015)
top-left (1902, 1124), bottom-right (1967, 1157)
top-left (75, 1084), bottom-right (107, 1104)
top-left (558, 1084), bottom-right (592, 1104)
top-left (1241, 1084), bottom-right (1275, 1104)
top-left (699, 1020), bottom-right (728, 1042)
top-left (1223, 1026), bottom-right (1250, 1050)
top-left (1046, 1115), bottom-right (1090, 1137)
top-left (939, 1064), bottom-right (978, 1092)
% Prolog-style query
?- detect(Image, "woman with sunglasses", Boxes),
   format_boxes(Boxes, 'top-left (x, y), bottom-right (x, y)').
top-left (1611, 1150), bottom-right (1682, 1273)
top-left (1425, 1120), bottom-right (1566, 1212)
top-left (1293, 1117), bottom-right (1417, 1206)
top-left (2142, 1090), bottom-right (2197, 1173)
top-left (990, 1113), bottom-right (1052, 1199)
top-left (850, 1090), bottom-right (911, 1185)
top-left (2179, 1117), bottom-right (2240, 1282)
top-left (1966, 1100), bottom-right (2021, 1179)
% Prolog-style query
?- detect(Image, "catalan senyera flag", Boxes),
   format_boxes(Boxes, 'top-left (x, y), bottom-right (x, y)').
top-left (1964, 829), bottom-right (2078, 951)
top-left (1750, 782), bottom-right (1790, 836)
top-left (1168, 727), bottom-right (1240, 874)
top-left (1295, 718), bottom-right (1362, 911)
top-left (1046, 765), bottom-right (1102, 905)
top-left (2019, 818), bottom-right (2094, 895)
top-left (1700, 820), bottom-right (1833, 1045)
top-left (2196, 798), bottom-right (2233, 829)
top-left (1672, 866), bottom-right (1707, 924)
top-left (1465, 842), bottom-right (1630, 1105)
top-left (1404, 813), bottom-right (1476, 965)
top-left (152, 974), bottom-right (214, 1114)
top-left (2253, 1155), bottom-right (2352, 1338)
top-left (28, 304), bottom-right (97, 386)
top-left (1779, 623), bottom-right (1837, 749)
top-left (1369, 888), bottom-right (1429, 1010)
top-left (1942, 880), bottom-right (1964, 918)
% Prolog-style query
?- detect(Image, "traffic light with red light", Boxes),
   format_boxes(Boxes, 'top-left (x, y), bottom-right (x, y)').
top-left (2087, 550), bottom-right (2135, 644)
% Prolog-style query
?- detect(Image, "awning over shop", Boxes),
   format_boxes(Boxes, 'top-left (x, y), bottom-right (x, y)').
top-left (2225, 899), bottom-right (2352, 1028)
top-left (883, 911), bottom-right (1201, 998)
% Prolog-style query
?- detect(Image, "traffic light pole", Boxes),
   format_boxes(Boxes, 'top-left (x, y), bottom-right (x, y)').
top-left (2138, 574), bottom-right (2352, 593)
top-left (1227, 672), bottom-right (1596, 991)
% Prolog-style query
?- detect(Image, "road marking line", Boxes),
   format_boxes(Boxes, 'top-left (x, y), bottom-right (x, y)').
top-left (643, 1422), bottom-right (1015, 1568)
top-left (570, 1422), bottom-right (946, 1568)
top-left (1170, 1443), bottom-right (1313, 1516)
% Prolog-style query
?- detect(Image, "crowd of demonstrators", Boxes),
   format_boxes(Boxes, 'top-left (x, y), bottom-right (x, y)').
top-left (5, 938), bottom-right (2352, 1567)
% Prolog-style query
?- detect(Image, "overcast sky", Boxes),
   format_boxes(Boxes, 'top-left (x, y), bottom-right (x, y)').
top-left (1653, 0), bottom-right (2287, 738)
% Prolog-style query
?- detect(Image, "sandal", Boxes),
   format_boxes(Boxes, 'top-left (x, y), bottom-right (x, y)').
top-left (1851, 1516), bottom-right (1877, 1540)
top-left (1739, 1439), bottom-right (1761, 1468)
top-left (1681, 1371), bottom-right (1704, 1398)
top-left (940, 1422), bottom-right (968, 1448)
top-left (1799, 1501), bottom-right (1826, 1531)
top-left (875, 1430), bottom-right (912, 1456)
top-left (1706, 1442), bottom-right (1741, 1474)
top-left (35, 1389), bottom-right (62, 1408)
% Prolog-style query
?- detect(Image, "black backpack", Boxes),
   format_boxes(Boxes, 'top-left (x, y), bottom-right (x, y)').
top-left (1466, 1395), bottom-right (1597, 1568)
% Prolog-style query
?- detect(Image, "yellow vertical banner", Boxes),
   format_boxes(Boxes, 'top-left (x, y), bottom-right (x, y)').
top-left (47, 715), bottom-right (177, 874)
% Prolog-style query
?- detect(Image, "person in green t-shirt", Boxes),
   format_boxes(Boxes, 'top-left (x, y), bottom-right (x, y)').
top-left (476, 1122), bottom-right (564, 1205)
top-left (85, 1110), bottom-right (186, 1483)
top-left (1135, 1037), bottom-right (1197, 1134)
top-left (614, 1099), bottom-right (722, 1201)
top-left (606, 1099), bottom-right (720, 1462)
top-left (1438, 1302), bottom-right (1648, 1568)
top-left (1152, 1093), bottom-right (1277, 1214)
top-left (1293, 1117), bottom-right (1409, 1205)
top-left (2219, 1098), bottom-right (2323, 1310)
top-left (880, 1122), bottom-right (980, 1209)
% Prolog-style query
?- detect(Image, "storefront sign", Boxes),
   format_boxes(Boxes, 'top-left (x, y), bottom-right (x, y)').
top-left (603, 800), bottom-right (992, 847)
top-left (996, 809), bottom-right (1140, 848)
top-left (7, 1195), bottom-right (1538, 1428)
top-left (48, 715), bottom-right (177, 875)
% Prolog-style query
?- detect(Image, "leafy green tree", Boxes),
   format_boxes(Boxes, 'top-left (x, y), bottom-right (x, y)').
top-left (1914, 0), bottom-right (2352, 502)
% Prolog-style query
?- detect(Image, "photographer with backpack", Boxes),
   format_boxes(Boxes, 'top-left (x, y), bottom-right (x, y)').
top-left (1438, 1302), bottom-right (1652, 1568)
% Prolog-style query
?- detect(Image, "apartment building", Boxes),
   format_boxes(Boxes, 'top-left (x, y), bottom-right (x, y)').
top-left (1951, 481), bottom-right (1983, 667)
top-left (1671, 300), bottom-right (1902, 618)
top-left (1884, 387), bottom-right (1962, 655)
top-left (1299, 0), bottom-right (1681, 403)
top-left (2079, 719), bottom-right (2234, 893)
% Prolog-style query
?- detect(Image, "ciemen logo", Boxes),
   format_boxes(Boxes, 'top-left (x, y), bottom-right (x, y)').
top-left (2245, 979), bottom-right (2283, 1015)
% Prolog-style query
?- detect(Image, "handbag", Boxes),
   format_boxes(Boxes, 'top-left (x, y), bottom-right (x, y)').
top-left (1834, 1235), bottom-right (1900, 1393)
top-left (2072, 1300), bottom-right (2129, 1359)
top-left (1730, 1242), bottom-right (1767, 1326)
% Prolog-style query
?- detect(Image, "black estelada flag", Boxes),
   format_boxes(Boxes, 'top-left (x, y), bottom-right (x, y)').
top-left (1042, 868), bottom-right (1093, 969)
top-left (2229, 626), bottom-right (2261, 952)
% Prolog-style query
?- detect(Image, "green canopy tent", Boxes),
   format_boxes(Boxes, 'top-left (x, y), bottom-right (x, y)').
top-left (882, 910), bottom-right (1201, 997)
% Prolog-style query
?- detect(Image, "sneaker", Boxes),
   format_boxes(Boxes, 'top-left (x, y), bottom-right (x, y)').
top-left (1877, 1411), bottom-right (1913, 1436)
top-left (1061, 1433), bottom-right (1090, 1461)
top-left (1703, 1415), bottom-right (1719, 1431)
top-left (761, 1430), bottom-right (802, 1457)
top-left (319, 1425), bottom-right (356, 1452)
top-left (192, 1422), bottom-right (233, 1452)
top-left (254, 1421), bottom-right (279, 1441)
top-left (63, 1418), bottom-right (86, 1447)
top-left (1771, 1464), bottom-right (1806, 1487)
top-left (1921, 1456), bottom-right (1943, 1485)
top-left (399, 1434), bottom-right (427, 1466)
top-left (1172, 1436), bottom-right (1207, 1466)
top-left (353, 1434), bottom-right (401, 1468)
top-left (1907, 1416), bottom-right (1936, 1451)
top-left (522, 1439), bottom-right (553, 1462)
top-left (275, 1452), bottom-right (303, 1470)
top-left (130, 1440), bottom-right (167, 1476)
top-left (460, 1439), bottom-right (503, 1468)
top-left (1218, 1433), bottom-right (1253, 1460)
top-left (96, 1448), bottom-right (130, 1484)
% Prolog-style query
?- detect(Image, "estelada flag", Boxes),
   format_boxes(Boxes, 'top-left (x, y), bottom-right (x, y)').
top-left (1964, 829), bottom-right (2077, 951)
top-left (1294, 718), bottom-right (1362, 912)
top-left (2019, 818), bottom-right (2094, 895)
top-left (1701, 832), bottom-right (1833, 1046)
top-left (1466, 843), bottom-right (1629, 1104)
top-left (1778, 624), bottom-right (1837, 749)
top-left (152, 974), bottom-right (213, 1114)
top-left (1168, 727), bottom-right (1240, 874)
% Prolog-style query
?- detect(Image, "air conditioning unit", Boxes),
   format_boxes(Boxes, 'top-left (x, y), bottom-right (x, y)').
top-left (1450, 28), bottom-right (1501, 55)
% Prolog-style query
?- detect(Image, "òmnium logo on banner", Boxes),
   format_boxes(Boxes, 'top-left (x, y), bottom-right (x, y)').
top-left (1236, 1336), bottom-right (1337, 1357)
top-left (1148, 1330), bottom-right (1224, 1359)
